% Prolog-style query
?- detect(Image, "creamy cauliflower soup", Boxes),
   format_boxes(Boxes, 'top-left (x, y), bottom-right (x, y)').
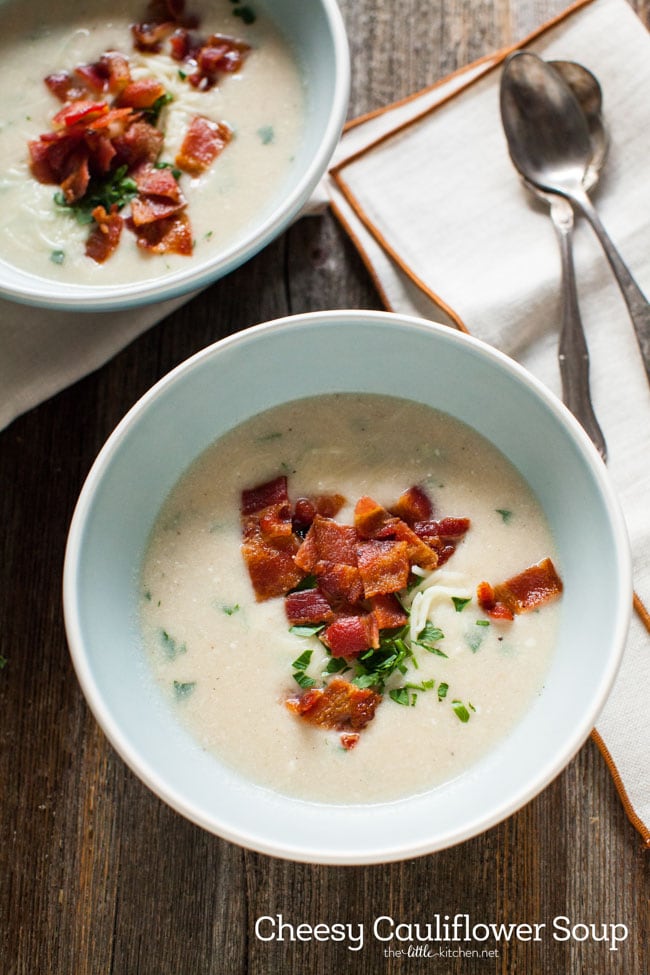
top-left (0, 0), bottom-right (304, 282)
top-left (140, 394), bottom-right (562, 804)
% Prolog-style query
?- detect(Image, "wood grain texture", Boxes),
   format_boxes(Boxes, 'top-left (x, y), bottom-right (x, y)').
top-left (1, 2), bottom-right (649, 973)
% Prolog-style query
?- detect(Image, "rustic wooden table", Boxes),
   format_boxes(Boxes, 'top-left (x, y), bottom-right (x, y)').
top-left (1, 1), bottom-right (648, 972)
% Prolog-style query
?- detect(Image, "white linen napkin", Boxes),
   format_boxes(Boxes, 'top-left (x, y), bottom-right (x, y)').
top-left (3, 0), bottom-right (648, 845)
top-left (326, 0), bottom-right (650, 845)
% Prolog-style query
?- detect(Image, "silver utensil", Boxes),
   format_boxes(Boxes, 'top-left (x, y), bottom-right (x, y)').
top-left (500, 50), bottom-right (650, 389)
top-left (515, 59), bottom-right (608, 459)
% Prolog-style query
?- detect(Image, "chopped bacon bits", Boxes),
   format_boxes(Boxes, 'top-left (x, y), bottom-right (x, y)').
top-left (321, 614), bottom-right (380, 658)
top-left (477, 558), bottom-right (564, 620)
top-left (175, 116), bottom-right (232, 176)
top-left (285, 588), bottom-right (334, 627)
top-left (356, 539), bottom-right (411, 598)
top-left (31, 2), bottom-right (243, 265)
top-left (390, 485), bottom-right (433, 524)
top-left (85, 205), bottom-right (124, 263)
top-left (286, 677), bottom-right (381, 733)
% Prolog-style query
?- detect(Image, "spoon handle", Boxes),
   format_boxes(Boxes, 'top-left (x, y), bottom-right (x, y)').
top-left (550, 197), bottom-right (607, 460)
top-left (570, 187), bottom-right (650, 384)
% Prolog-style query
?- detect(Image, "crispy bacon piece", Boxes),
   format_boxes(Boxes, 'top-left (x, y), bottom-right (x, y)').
top-left (413, 516), bottom-right (471, 566)
top-left (356, 539), bottom-right (411, 598)
top-left (131, 20), bottom-right (176, 52)
top-left (241, 475), bottom-right (289, 515)
top-left (368, 593), bottom-right (408, 630)
top-left (295, 516), bottom-right (358, 571)
top-left (322, 614), bottom-right (380, 657)
top-left (477, 558), bottom-right (563, 621)
top-left (286, 677), bottom-right (381, 731)
top-left (130, 165), bottom-right (187, 227)
top-left (340, 733), bottom-right (359, 750)
top-left (375, 519), bottom-right (439, 571)
top-left (285, 588), bottom-right (334, 627)
top-left (60, 150), bottom-right (90, 203)
top-left (112, 120), bottom-right (164, 168)
top-left (116, 79), bottom-right (167, 109)
top-left (52, 100), bottom-right (109, 128)
top-left (354, 495), bottom-right (394, 539)
top-left (189, 34), bottom-right (251, 89)
top-left (390, 485), bottom-right (433, 525)
top-left (292, 493), bottom-right (346, 535)
top-left (241, 529), bottom-right (302, 602)
top-left (85, 205), bottom-right (124, 263)
top-left (316, 563), bottom-right (364, 606)
top-left (175, 116), bottom-right (232, 176)
top-left (131, 211), bottom-right (194, 255)
top-left (241, 476), bottom-right (305, 600)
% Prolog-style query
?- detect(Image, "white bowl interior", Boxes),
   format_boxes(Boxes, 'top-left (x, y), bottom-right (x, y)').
top-left (64, 311), bottom-right (631, 863)
top-left (0, 0), bottom-right (349, 310)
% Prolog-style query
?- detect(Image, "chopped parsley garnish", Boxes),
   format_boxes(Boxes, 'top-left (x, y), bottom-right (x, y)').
top-left (222, 603), bottom-right (240, 616)
top-left (451, 596), bottom-right (471, 613)
top-left (414, 621), bottom-right (447, 657)
top-left (437, 682), bottom-right (449, 702)
top-left (496, 508), bottom-right (513, 524)
top-left (50, 249), bottom-right (65, 265)
top-left (293, 671), bottom-right (317, 689)
top-left (476, 619), bottom-right (490, 627)
top-left (351, 626), bottom-right (413, 692)
top-left (257, 125), bottom-right (275, 145)
top-left (160, 629), bottom-right (187, 659)
top-left (173, 680), bottom-right (196, 698)
top-left (54, 165), bottom-right (138, 224)
top-left (289, 623), bottom-right (325, 637)
top-left (452, 700), bottom-right (476, 722)
top-left (0, 654), bottom-right (7, 670)
top-left (233, 4), bottom-right (256, 24)
top-left (291, 649), bottom-right (313, 671)
top-left (290, 574), bottom-right (319, 592)
top-left (324, 657), bottom-right (349, 675)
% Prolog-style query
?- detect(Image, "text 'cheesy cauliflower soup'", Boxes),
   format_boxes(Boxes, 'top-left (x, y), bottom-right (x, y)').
top-left (0, 0), bottom-right (304, 283)
top-left (139, 394), bottom-right (563, 805)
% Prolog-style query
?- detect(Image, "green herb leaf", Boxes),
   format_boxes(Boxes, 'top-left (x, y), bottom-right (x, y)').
top-left (451, 596), bottom-right (471, 613)
top-left (289, 623), bottom-right (324, 637)
top-left (324, 657), bottom-right (349, 675)
top-left (414, 621), bottom-right (447, 657)
top-left (291, 649), bottom-right (313, 671)
top-left (153, 159), bottom-right (182, 180)
top-left (257, 125), bottom-right (274, 145)
top-left (0, 654), bottom-right (7, 669)
top-left (476, 619), bottom-right (490, 627)
top-left (222, 603), bottom-right (240, 616)
top-left (389, 687), bottom-right (411, 706)
top-left (496, 508), bottom-right (513, 524)
top-left (173, 680), bottom-right (196, 698)
top-left (437, 682), bottom-right (449, 702)
top-left (50, 249), bottom-right (65, 265)
top-left (289, 574), bottom-right (318, 592)
top-left (160, 629), bottom-right (187, 659)
top-left (54, 165), bottom-right (138, 224)
top-left (452, 700), bottom-right (471, 722)
top-left (293, 671), bottom-right (317, 689)
top-left (233, 4), bottom-right (256, 23)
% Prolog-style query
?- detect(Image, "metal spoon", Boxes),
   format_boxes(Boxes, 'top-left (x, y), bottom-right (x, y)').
top-left (519, 60), bottom-right (608, 457)
top-left (501, 50), bottom-right (650, 389)
top-left (513, 59), bottom-right (607, 459)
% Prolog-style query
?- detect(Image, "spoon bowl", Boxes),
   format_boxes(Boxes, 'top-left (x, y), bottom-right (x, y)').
top-left (501, 50), bottom-right (650, 385)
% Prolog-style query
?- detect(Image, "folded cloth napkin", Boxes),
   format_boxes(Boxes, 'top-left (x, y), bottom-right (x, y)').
top-left (3, 0), bottom-right (648, 845)
top-left (327, 0), bottom-right (650, 845)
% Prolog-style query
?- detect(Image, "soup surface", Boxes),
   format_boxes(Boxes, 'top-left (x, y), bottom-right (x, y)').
top-left (140, 394), bottom-right (562, 804)
top-left (0, 0), bottom-right (304, 283)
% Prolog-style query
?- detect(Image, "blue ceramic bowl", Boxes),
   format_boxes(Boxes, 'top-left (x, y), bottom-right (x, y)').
top-left (63, 311), bottom-right (631, 863)
top-left (0, 0), bottom-right (349, 310)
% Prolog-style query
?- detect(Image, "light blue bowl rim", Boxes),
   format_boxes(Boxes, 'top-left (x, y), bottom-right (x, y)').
top-left (63, 309), bottom-right (633, 863)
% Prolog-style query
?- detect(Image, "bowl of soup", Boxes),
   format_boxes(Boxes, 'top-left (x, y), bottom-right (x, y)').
top-left (63, 310), bottom-right (632, 863)
top-left (0, 0), bottom-right (348, 310)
